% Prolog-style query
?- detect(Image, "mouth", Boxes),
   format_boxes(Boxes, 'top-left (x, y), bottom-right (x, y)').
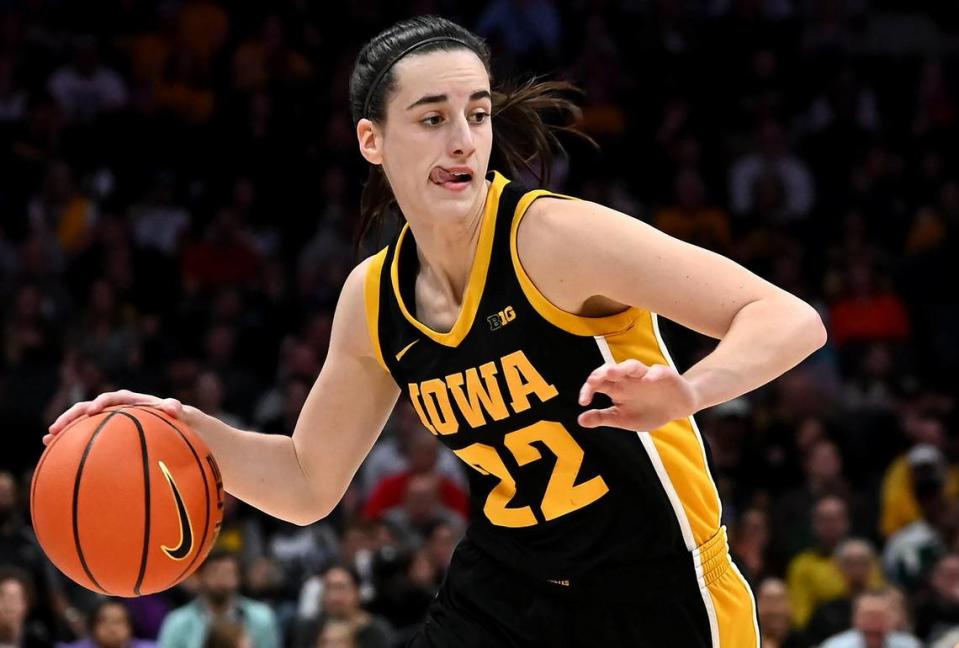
top-left (430, 166), bottom-right (474, 192)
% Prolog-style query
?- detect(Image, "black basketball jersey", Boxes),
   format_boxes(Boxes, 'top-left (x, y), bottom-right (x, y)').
top-left (364, 170), bottom-right (723, 585)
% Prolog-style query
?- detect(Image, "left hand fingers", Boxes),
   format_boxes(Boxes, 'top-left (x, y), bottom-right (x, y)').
top-left (579, 359), bottom-right (652, 405)
top-left (577, 406), bottom-right (622, 429)
top-left (578, 376), bottom-right (635, 404)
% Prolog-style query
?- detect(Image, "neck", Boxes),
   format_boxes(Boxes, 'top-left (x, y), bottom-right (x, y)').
top-left (204, 596), bottom-right (234, 617)
top-left (406, 179), bottom-right (491, 305)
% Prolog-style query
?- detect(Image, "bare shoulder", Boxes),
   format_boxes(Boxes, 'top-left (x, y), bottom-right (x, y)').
top-left (515, 195), bottom-right (635, 316)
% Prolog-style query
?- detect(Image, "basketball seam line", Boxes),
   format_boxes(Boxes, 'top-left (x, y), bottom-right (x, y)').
top-left (72, 411), bottom-right (118, 594)
top-left (113, 409), bottom-right (152, 596)
top-left (131, 406), bottom-right (212, 584)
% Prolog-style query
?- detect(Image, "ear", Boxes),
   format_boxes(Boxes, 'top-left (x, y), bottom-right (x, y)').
top-left (356, 118), bottom-right (383, 165)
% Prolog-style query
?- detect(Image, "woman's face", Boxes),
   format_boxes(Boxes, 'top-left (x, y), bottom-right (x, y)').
top-left (92, 603), bottom-right (132, 648)
top-left (358, 48), bottom-right (493, 226)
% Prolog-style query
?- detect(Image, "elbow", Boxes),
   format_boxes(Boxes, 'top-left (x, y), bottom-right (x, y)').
top-left (289, 499), bottom-right (334, 527)
top-left (297, 489), bottom-right (340, 526)
top-left (800, 302), bottom-right (828, 351)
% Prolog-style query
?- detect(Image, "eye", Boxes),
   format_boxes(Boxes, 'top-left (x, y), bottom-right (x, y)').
top-left (421, 115), bottom-right (443, 127)
top-left (470, 111), bottom-right (490, 124)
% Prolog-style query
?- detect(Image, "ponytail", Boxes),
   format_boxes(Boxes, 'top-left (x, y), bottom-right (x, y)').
top-left (489, 76), bottom-right (597, 188)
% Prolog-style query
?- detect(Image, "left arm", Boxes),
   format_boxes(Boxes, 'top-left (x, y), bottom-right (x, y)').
top-left (517, 197), bottom-right (827, 430)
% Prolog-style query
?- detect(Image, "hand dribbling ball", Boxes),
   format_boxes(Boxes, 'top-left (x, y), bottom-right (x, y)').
top-left (31, 405), bottom-right (224, 596)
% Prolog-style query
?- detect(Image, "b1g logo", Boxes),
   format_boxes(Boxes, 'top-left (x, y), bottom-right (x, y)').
top-left (488, 305), bottom-right (516, 331)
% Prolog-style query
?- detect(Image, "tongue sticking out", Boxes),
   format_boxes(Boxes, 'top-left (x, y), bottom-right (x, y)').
top-left (431, 168), bottom-right (472, 184)
top-left (430, 168), bottom-right (454, 184)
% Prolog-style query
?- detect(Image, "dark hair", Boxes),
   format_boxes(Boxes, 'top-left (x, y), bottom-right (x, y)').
top-left (322, 562), bottom-right (361, 588)
top-left (201, 549), bottom-right (240, 572)
top-left (88, 599), bottom-right (132, 633)
top-left (349, 15), bottom-right (595, 257)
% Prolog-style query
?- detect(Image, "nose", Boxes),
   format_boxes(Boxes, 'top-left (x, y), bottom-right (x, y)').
top-left (447, 114), bottom-right (475, 159)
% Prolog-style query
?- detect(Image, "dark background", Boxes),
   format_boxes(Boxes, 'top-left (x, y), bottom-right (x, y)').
top-left (1, 1), bottom-right (959, 647)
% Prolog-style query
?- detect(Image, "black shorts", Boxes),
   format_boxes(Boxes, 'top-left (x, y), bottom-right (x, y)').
top-left (407, 529), bottom-right (758, 648)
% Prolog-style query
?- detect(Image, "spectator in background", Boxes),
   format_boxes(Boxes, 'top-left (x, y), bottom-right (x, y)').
top-left (200, 620), bottom-right (248, 648)
top-left (315, 620), bottom-right (357, 648)
top-left (756, 578), bottom-right (805, 648)
top-left (913, 554), bottom-right (959, 642)
top-left (46, 36), bottom-right (127, 123)
top-left (841, 342), bottom-right (899, 413)
top-left (829, 256), bottom-right (911, 352)
top-left (881, 419), bottom-right (959, 538)
top-left (211, 496), bottom-right (265, 568)
top-left (787, 495), bottom-right (884, 627)
top-left (260, 378), bottom-right (309, 437)
top-left (57, 599), bottom-right (154, 648)
top-left (820, 590), bottom-right (921, 648)
top-left (252, 342), bottom-right (320, 431)
top-left (127, 172), bottom-right (190, 257)
top-left (806, 539), bottom-right (884, 645)
top-left (0, 566), bottom-right (54, 648)
top-left (730, 507), bottom-right (773, 587)
top-left (730, 118), bottom-right (816, 222)
top-left (175, 0), bottom-right (229, 67)
top-left (295, 520), bottom-right (381, 624)
top-left (362, 431), bottom-right (468, 522)
top-left (231, 15), bottom-right (312, 94)
top-left (0, 472), bottom-right (78, 639)
top-left (775, 438), bottom-right (857, 560)
top-left (883, 444), bottom-right (951, 591)
top-left (193, 372), bottom-right (244, 431)
top-left (423, 521), bottom-right (462, 582)
top-left (157, 551), bottom-right (278, 648)
top-left (701, 398), bottom-right (756, 518)
top-left (27, 160), bottom-right (97, 258)
top-left (381, 475), bottom-right (466, 550)
top-left (291, 566), bottom-right (391, 648)
top-left (359, 403), bottom-right (466, 501)
top-left (180, 210), bottom-right (260, 292)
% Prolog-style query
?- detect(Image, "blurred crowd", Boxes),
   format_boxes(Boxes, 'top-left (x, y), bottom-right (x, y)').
top-left (1, 0), bottom-right (959, 647)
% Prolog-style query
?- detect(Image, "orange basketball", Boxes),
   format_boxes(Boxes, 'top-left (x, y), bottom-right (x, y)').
top-left (30, 405), bottom-right (224, 597)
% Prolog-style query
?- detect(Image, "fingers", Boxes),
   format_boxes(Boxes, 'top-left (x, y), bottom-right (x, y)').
top-left (157, 398), bottom-right (184, 418)
top-left (49, 401), bottom-right (91, 435)
top-left (47, 390), bottom-right (176, 437)
top-left (578, 406), bottom-right (621, 429)
top-left (579, 359), bottom-right (649, 405)
top-left (639, 364), bottom-right (672, 383)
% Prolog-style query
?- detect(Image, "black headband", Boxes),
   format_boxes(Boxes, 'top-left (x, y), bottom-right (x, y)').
top-left (361, 36), bottom-right (473, 120)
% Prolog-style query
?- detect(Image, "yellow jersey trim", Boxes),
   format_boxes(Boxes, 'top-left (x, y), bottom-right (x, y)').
top-left (510, 189), bottom-right (641, 336)
top-left (389, 171), bottom-right (510, 347)
top-left (364, 247), bottom-right (389, 372)
top-left (599, 310), bottom-right (722, 544)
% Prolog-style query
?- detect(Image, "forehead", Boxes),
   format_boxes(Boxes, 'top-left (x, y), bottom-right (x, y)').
top-left (325, 568), bottom-right (354, 584)
top-left (99, 604), bottom-right (127, 619)
top-left (390, 49), bottom-right (489, 103)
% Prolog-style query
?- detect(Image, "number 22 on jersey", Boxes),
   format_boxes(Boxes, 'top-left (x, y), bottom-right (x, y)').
top-left (453, 421), bottom-right (609, 527)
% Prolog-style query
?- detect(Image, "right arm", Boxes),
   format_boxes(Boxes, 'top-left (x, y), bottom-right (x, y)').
top-left (47, 257), bottom-right (401, 526)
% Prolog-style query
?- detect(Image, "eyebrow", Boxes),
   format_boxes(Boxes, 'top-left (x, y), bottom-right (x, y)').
top-left (406, 90), bottom-right (491, 110)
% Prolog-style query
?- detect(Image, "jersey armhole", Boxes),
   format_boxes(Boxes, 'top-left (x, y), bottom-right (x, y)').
top-left (363, 247), bottom-right (390, 372)
top-left (509, 189), bottom-right (643, 337)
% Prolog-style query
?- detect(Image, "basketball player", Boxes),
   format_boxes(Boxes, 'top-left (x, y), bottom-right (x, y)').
top-left (48, 16), bottom-right (827, 647)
